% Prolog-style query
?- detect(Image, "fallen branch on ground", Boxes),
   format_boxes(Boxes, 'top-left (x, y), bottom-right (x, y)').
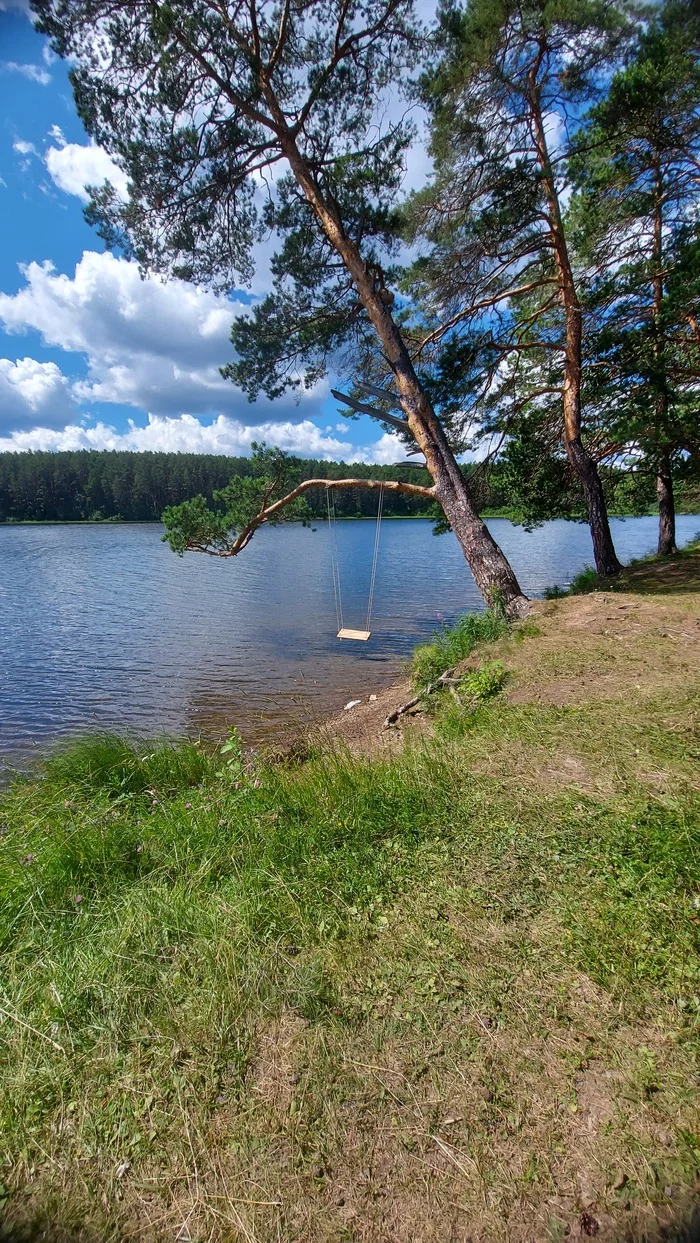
top-left (384, 667), bottom-right (461, 728)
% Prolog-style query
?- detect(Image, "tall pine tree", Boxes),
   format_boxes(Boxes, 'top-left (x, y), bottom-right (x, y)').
top-left (570, 0), bottom-right (700, 554)
top-left (33, 0), bottom-right (529, 613)
top-left (405, 0), bottom-right (639, 575)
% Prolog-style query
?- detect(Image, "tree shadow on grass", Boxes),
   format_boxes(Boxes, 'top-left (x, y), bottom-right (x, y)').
top-left (2, 1204), bottom-right (700, 1243)
top-left (590, 544), bottom-right (700, 596)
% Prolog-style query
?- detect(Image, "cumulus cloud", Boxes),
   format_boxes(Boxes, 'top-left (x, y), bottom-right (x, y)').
top-left (45, 141), bottom-right (129, 201)
top-left (0, 412), bottom-right (356, 458)
top-left (0, 357), bottom-right (75, 429)
top-left (2, 62), bottom-right (51, 85)
top-left (0, 250), bottom-right (325, 425)
top-left (360, 431), bottom-right (413, 465)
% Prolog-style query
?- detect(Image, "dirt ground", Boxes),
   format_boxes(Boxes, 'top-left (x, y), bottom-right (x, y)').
top-left (320, 549), bottom-right (700, 771)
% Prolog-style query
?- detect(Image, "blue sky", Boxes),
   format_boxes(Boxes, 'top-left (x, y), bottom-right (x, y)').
top-left (0, 0), bottom-right (407, 462)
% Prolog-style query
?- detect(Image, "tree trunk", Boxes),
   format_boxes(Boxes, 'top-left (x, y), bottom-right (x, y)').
top-left (656, 452), bottom-right (676, 555)
top-left (278, 134), bottom-right (529, 617)
top-left (530, 92), bottom-right (621, 578)
top-left (651, 167), bottom-right (675, 558)
top-left (565, 435), bottom-right (622, 576)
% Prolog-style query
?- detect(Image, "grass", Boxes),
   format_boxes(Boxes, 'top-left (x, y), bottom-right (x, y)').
top-left (543, 535), bottom-right (700, 599)
top-left (0, 555), bottom-right (699, 1240)
top-left (411, 607), bottom-right (509, 688)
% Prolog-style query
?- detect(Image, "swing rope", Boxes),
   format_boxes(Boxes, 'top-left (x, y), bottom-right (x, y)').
top-left (326, 486), bottom-right (344, 632)
top-left (326, 482), bottom-right (384, 639)
top-left (365, 483), bottom-right (384, 633)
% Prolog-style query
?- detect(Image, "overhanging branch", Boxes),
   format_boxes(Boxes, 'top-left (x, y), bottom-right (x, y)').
top-left (189, 475), bottom-right (437, 557)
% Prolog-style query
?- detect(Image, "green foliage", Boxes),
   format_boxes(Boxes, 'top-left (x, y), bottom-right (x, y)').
top-left (0, 450), bottom-right (435, 524)
top-left (161, 445), bottom-right (312, 555)
top-left (569, 0), bottom-right (700, 483)
top-left (411, 609), bottom-right (508, 688)
top-left (543, 566), bottom-right (600, 597)
top-left (34, 0), bottom-right (419, 402)
top-left (432, 661), bottom-right (507, 739)
top-left (458, 660), bottom-right (506, 701)
top-left (41, 735), bottom-right (211, 800)
top-left (403, 0), bottom-right (638, 482)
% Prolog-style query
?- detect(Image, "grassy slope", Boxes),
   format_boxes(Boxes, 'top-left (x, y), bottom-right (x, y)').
top-left (0, 551), bottom-right (699, 1242)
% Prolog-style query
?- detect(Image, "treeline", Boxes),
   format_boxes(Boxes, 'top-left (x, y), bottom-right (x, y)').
top-left (1, 450), bottom-right (696, 525)
top-left (0, 451), bottom-right (434, 522)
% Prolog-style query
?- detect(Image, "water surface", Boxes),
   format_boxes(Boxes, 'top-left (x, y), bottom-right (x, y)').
top-left (1, 515), bottom-right (697, 760)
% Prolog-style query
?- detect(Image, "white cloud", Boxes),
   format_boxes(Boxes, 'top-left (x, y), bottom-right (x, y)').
top-left (0, 358), bottom-right (75, 429)
top-left (2, 62), bottom-right (51, 86)
top-left (0, 250), bottom-right (326, 425)
top-left (45, 141), bottom-right (129, 202)
top-left (0, 412), bottom-right (356, 458)
top-left (13, 139), bottom-right (38, 157)
top-left (0, 0), bottom-right (32, 11)
top-left (359, 431), bottom-right (414, 465)
top-left (335, 421), bottom-right (349, 432)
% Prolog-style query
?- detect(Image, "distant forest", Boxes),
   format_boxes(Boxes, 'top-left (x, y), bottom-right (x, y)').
top-left (0, 450), bottom-right (697, 525)
top-left (0, 450), bottom-right (436, 522)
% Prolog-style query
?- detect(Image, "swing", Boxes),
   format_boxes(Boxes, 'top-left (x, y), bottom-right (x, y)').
top-left (327, 484), bottom-right (384, 641)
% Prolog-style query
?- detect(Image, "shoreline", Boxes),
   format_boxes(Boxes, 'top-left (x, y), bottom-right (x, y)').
top-left (0, 545), bottom-right (698, 1239)
top-left (2, 509), bottom-right (700, 527)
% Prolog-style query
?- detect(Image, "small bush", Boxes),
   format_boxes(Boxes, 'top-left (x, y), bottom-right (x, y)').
top-left (458, 661), bottom-right (506, 702)
top-left (569, 565), bottom-right (601, 594)
top-left (412, 609), bottom-right (508, 689)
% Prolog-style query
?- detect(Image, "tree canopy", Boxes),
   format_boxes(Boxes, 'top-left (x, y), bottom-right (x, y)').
top-left (34, 0), bottom-right (530, 613)
top-left (28, 0), bottom-right (700, 591)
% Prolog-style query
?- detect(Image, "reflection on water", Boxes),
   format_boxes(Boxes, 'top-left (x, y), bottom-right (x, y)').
top-left (1, 515), bottom-right (697, 758)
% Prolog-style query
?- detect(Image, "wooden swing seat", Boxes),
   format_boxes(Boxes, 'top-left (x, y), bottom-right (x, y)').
top-left (337, 628), bottom-right (371, 641)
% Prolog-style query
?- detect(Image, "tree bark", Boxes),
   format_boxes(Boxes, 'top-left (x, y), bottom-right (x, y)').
top-left (277, 133), bottom-right (529, 617)
top-left (651, 164), bottom-right (676, 558)
top-left (530, 91), bottom-right (622, 578)
top-left (656, 452), bottom-right (676, 555)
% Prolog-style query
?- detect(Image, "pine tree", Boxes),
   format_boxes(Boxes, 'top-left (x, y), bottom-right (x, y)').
top-left (33, 0), bottom-right (528, 613)
top-left (570, 0), bottom-right (700, 554)
top-left (404, 0), bottom-right (638, 575)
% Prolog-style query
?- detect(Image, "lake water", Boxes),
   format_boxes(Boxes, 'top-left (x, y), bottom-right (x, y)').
top-left (1, 515), bottom-right (698, 761)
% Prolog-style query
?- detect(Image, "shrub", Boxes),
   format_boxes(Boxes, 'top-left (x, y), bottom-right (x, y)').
top-left (411, 610), bottom-right (508, 689)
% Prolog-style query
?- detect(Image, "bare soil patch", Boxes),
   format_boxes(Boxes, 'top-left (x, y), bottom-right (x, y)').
top-left (320, 551), bottom-right (700, 785)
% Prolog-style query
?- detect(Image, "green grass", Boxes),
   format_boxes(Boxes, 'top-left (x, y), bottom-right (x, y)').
top-left (1, 712), bottom-right (698, 1237)
top-left (411, 607), bottom-right (509, 688)
top-left (1, 572), bottom-right (699, 1238)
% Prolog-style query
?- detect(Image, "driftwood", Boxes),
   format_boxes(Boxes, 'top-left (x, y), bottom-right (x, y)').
top-left (384, 667), bottom-right (459, 728)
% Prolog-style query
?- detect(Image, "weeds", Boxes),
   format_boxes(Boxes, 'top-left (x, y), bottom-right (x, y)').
top-left (411, 607), bottom-right (509, 688)
top-left (543, 565), bottom-right (600, 598)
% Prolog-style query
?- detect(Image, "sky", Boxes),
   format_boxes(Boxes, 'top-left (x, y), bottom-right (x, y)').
top-left (0, 0), bottom-right (418, 463)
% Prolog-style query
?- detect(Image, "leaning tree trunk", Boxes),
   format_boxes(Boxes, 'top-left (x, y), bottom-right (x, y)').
top-left (279, 132), bottom-right (529, 617)
top-left (656, 450), bottom-right (676, 555)
top-left (531, 93), bottom-right (621, 579)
